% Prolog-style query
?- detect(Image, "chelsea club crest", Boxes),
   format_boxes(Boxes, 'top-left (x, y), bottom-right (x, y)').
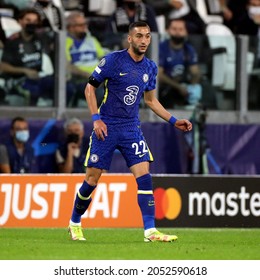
top-left (143, 74), bottom-right (148, 83)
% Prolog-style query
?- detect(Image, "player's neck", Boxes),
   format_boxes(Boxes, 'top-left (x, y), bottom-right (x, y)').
top-left (127, 49), bottom-right (144, 62)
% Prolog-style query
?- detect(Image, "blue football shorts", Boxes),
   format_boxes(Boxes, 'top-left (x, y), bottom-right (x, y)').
top-left (84, 124), bottom-right (153, 170)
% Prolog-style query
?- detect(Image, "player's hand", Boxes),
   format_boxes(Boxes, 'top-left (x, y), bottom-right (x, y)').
top-left (174, 119), bottom-right (192, 132)
top-left (93, 119), bottom-right (107, 141)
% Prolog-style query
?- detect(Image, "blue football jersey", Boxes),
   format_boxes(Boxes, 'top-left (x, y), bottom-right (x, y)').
top-left (92, 49), bottom-right (157, 125)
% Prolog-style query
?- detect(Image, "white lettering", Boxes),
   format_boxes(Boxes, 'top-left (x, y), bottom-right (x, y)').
top-left (109, 183), bottom-right (127, 218)
top-left (189, 192), bottom-right (211, 216)
top-left (0, 184), bottom-right (12, 225)
top-left (85, 183), bottom-right (127, 219)
top-left (250, 193), bottom-right (260, 216)
top-left (31, 183), bottom-right (48, 219)
top-left (189, 186), bottom-right (260, 217)
top-left (22, 52), bottom-right (41, 63)
top-left (0, 183), bottom-right (68, 225)
top-left (50, 183), bottom-right (67, 219)
top-left (211, 193), bottom-right (225, 216)
top-left (239, 186), bottom-right (250, 216)
top-left (226, 192), bottom-right (238, 216)
top-left (13, 183), bottom-right (32, 219)
top-left (88, 183), bottom-right (109, 218)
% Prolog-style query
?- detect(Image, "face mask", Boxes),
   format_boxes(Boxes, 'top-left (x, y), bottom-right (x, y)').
top-left (24, 24), bottom-right (38, 35)
top-left (38, 0), bottom-right (50, 7)
top-left (170, 36), bottom-right (186, 45)
top-left (77, 32), bottom-right (86, 40)
top-left (73, 148), bottom-right (80, 158)
top-left (124, 2), bottom-right (137, 10)
top-left (15, 130), bottom-right (30, 143)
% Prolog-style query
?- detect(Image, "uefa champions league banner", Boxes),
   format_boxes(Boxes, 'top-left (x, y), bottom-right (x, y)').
top-left (0, 174), bottom-right (259, 228)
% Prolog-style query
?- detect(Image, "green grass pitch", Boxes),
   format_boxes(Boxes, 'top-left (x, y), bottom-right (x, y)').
top-left (0, 228), bottom-right (259, 260)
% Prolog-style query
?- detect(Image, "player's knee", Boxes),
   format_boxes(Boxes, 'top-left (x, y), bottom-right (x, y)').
top-left (85, 169), bottom-right (102, 186)
top-left (85, 175), bottom-right (98, 186)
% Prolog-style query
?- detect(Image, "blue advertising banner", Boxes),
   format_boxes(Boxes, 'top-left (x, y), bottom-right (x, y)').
top-left (0, 119), bottom-right (260, 175)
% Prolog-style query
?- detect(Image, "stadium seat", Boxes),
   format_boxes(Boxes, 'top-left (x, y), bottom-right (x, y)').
top-left (196, 0), bottom-right (223, 24)
top-left (88, 0), bottom-right (116, 16)
top-left (0, 16), bottom-right (21, 38)
top-left (156, 15), bottom-right (166, 35)
top-left (206, 23), bottom-right (255, 91)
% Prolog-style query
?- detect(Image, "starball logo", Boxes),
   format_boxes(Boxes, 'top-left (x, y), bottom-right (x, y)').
top-left (154, 187), bottom-right (182, 220)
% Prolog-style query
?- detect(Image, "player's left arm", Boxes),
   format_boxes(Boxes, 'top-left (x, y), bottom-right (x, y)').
top-left (144, 89), bottom-right (192, 132)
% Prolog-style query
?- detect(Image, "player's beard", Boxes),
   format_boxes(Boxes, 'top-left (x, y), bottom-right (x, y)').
top-left (132, 44), bottom-right (147, 56)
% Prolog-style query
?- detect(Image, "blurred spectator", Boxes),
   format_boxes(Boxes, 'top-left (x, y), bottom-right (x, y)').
top-left (0, 8), bottom-right (55, 106)
top-left (248, 0), bottom-right (260, 25)
top-left (5, 116), bottom-right (39, 173)
top-left (55, 117), bottom-right (88, 173)
top-left (108, 0), bottom-right (158, 32)
top-left (0, 144), bottom-right (10, 173)
top-left (167, 0), bottom-right (206, 34)
top-left (158, 18), bottom-right (202, 108)
top-left (33, 0), bottom-right (65, 32)
top-left (62, 0), bottom-right (82, 12)
top-left (143, 0), bottom-right (173, 15)
top-left (33, 0), bottom-right (65, 62)
top-left (145, 0), bottom-right (206, 34)
top-left (0, 1), bottom-right (20, 45)
top-left (219, 0), bottom-right (258, 35)
top-left (105, 0), bottom-right (158, 48)
top-left (65, 11), bottom-right (105, 107)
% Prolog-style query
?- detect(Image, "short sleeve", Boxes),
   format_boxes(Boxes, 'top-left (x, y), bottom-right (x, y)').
top-left (91, 53), bottom-right (115, 83)
top-left (145, 61), bottom-right (157, 91)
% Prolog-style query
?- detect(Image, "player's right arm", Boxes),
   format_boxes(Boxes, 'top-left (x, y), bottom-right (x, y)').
top-left (144, 89), bottom-right (192, 132)
top-left (85, 82), bottom-right (107, 140)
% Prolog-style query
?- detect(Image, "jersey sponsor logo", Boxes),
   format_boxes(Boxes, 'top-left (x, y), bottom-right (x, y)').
top-left (119, 72), bottom-right (128, 76)
top-left (171, 64), bottom-right (185, 77)
top-left (90, 154), bottom-right (99, 163)
top-left (143, 73), bottom-right (149, 83)
top-left (21, 52), bottom-right (41, 63)
top-left (124, 85), bottom-right (139, 105)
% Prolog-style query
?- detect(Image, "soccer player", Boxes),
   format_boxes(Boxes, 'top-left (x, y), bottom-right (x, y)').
top-left (68, 21), bottom-right (192, 242)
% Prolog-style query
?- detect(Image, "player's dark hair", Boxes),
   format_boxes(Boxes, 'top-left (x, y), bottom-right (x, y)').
top-left (128, 21), bottom-right (150, 33)
top-left (11, 116), bottom-right (27, 129)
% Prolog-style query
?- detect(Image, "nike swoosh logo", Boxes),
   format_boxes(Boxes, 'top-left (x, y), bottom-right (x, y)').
top-left (139, 153), bottom-right (146, 158)
top-left (119, 72), bottom-right (128, 76)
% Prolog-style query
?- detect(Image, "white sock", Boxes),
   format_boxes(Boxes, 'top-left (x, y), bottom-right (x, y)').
top-left (69, 220), bottom-right (81, 226)
top-left (144, 227), bottom-right (157, 237)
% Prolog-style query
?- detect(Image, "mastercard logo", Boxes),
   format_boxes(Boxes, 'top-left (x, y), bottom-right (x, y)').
top-left (154, 188), bottom-right (182, 220)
